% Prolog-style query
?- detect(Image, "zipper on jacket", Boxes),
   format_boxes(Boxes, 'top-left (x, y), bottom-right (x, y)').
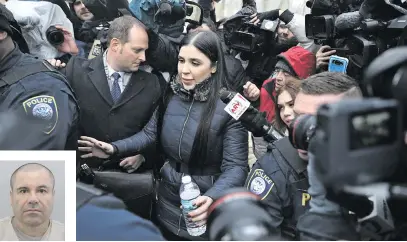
top-left (178, 99), bottom-right (195, 161)
top-left (177, 213), bottom-right (183, 235)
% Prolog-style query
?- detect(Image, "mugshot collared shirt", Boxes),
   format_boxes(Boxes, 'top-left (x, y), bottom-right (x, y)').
top-left (0, 217), bottom-right (65, 241)
top-left (103, 51), bottom-right (131, 94)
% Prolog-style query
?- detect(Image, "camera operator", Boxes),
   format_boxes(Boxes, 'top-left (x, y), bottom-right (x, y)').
top-left (250, 8), bottom-right (319, 54)
top-left (187, 17), bottom-right (256, 97)
top-left (70, 0), bottom-right (94, 22)
top-left (198, 0), bottom-right (218, 22)
top-left (5, 0), bottom-right (79, 60)
top-left (129, 0), bottom-right (186, 39)
top-left (233, 7), bottom-right (318, 91)
top-left (293, 72), bottom-right (363, 240)
top-left (0, 3), bottom-right (79, 150)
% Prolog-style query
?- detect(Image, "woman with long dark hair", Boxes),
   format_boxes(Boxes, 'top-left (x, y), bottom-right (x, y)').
top-left (78, 30), bottom-right (248, 240)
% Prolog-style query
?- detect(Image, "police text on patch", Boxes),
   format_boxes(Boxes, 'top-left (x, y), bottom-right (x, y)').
top-left (25, 96), bottom-right (54, 108)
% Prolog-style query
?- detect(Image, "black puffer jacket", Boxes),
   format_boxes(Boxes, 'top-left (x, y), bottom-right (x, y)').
top-left (112, 79), bottom-right (248, 239)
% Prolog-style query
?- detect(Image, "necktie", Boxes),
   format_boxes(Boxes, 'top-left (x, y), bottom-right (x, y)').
top-left (111, 72), bottom-right (121, 102)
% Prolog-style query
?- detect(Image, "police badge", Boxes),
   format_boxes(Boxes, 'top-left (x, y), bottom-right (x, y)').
top-left (23, 95), bottom-right (58, 134)
top-left (246, 169), bottom-right (274, 200)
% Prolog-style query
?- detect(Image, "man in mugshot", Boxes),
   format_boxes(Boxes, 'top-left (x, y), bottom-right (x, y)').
top-left (0, 163), bottom-right (64, 241)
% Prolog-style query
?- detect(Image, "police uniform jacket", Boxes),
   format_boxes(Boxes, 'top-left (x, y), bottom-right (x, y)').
top-left (111, 77), bottom-right (249, 239)
top-left (62, 55), bottom-right (161, 168)
top-left (245, 137), bottom-right (310, 239)
top-left (76, 182), bottom-right (165, 241)
top-left (0, 45), bottom-right (79, 150)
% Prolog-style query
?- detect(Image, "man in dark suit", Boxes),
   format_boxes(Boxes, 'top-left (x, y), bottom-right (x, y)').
top-left (62, 16), bottom-right (162, 171)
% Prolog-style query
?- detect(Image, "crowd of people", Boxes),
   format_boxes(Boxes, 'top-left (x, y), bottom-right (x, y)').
top-left (1, 0), bottom-right (406, 241)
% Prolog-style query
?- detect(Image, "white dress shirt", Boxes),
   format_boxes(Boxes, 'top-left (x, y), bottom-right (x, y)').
top-left (103, 51), bottom-right (131, 93)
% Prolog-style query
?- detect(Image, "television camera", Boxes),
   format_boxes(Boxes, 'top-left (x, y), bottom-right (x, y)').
top-left (223, 14), bottom-right (279, 54)
top-left (305, 0), bottom-right (407, 80)
top-left (208, 45), bottom-right (407, 241)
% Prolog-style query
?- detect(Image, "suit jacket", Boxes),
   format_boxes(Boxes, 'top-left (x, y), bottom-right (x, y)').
top-left (63, 55), bottom-right (162, 168)
top-left (0, 217), bottom-right (65, 241)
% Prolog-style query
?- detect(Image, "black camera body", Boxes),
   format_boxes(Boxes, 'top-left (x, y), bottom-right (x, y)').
top-left (224, 16), bottom-right (278, 54)
top-left (305, 0), bottom-right (407, 80)
top-left (46, 26), bottom-right (64, 46)
top-left (288, 45), bottom-right (407, 190)
top-left (305, 14), bottom-right (337, 40)
top-left (313, 99), bottom-right (402, 189)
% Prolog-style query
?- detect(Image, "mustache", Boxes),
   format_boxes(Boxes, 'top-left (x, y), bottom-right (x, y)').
top-left (80, 8), bottom-right (90, 14)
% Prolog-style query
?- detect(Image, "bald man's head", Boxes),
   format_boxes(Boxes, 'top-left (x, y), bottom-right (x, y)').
top-left (10, 163), bottom-right (55, 190)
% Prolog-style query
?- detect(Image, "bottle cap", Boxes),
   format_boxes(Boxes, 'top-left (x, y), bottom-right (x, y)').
top-left (182, 175), bottom-right (191, 184)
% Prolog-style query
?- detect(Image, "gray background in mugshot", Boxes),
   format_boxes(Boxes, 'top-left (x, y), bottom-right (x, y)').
top-left (0, 160), bottom-right (65, 223)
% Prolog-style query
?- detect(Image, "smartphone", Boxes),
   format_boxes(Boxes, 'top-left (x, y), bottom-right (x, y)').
top-left (328, 55), bottom-right (349, 73)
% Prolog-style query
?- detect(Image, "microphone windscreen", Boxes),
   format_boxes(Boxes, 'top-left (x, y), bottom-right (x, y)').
top-left (220, 90), bottom-right (235, 103)
top-left (158, 2), bottom-right (172, 15)
top-left (306, 0), bottom-right (313, 9)
top-left (334, 11), bottom-right (362, 31)
top-left (172, 5), bottom-right (186, 19)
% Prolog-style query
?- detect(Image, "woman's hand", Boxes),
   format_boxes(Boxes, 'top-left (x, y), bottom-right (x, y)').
top-left (188, 196), bottom-right (214, 224)
top-left (78, 136), bottom-right (114, 159)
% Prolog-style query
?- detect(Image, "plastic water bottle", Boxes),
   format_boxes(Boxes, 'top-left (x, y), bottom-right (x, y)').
top-left (180, 175), bottom-right (206, 236)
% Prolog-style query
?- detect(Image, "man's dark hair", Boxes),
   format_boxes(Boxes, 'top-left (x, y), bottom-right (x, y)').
top-left (107, 16), bottom-right (147, 46)
top-left (10, 163), bottom-right (55, 190)
top-left (300, 72), bottom-right (362, 97)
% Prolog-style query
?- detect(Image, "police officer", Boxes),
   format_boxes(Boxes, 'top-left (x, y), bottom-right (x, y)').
top-left (245, 137), bottom-right (310, 240)
top-left (0, 4), bottom-right (79, 150)
top-left (76, 182), bottom-right (165, 241)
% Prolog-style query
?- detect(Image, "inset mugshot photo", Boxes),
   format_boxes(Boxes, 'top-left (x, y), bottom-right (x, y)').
top-left (0, 160), bottom-right (65, 241)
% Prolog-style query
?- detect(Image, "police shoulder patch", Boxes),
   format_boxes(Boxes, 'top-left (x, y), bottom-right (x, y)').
top-left (22, 95), bottom-right (58, 134)
top-left (246, 169), bottom-right (274, 200)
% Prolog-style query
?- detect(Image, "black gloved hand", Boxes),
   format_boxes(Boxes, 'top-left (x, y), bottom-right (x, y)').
top-left (258, 9), bottom-right (280, 21)
top-left (248, 9), bottom-right (280, 26)
top-left (239, 106), bottom-right (268, 137)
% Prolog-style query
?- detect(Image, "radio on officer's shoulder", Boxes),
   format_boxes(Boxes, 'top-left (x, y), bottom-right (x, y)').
top-left (88, 39), bottom-right (103, 60)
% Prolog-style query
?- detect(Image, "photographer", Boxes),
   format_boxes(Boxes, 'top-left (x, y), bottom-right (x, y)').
top-left (250, 8), bottom-right (319, 53)
top-left (293, 72), bottom-right (363, 240)
top-left (0, 3), bottom-right (79, 150)
top-left (188, 17), bottom-right (255, 97)
top-left (5, 0), bottom-right (79, 60)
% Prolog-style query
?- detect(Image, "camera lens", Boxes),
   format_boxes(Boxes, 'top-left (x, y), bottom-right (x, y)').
top-left (288, 114), bottom-right (316, 150)
top-left (208, 188), bottom-right (276, 241)
top-left (46, 26), bottom-right (64, 46)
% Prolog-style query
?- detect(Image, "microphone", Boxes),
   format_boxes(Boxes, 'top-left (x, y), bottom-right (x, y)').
top-left (220, 90), bottom-right (284, 141)
top-left (157, 1), bottom-right (172, 15)
top-left (334, 11), bottom-right (363, 32)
